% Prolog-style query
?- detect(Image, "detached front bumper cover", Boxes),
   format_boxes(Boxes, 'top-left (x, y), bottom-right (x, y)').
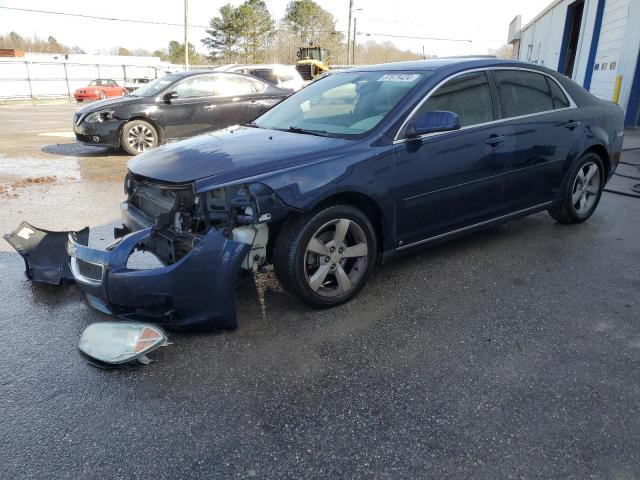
top-left (66, 227), bottom-right (250, 332)
top-left (6, 222), bottom-right (250, 332)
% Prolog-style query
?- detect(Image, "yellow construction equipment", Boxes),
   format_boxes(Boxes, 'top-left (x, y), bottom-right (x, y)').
top-left (295, 44), bottom-right (329, 80)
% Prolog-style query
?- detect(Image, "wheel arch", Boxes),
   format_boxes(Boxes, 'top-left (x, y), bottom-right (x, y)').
top-left (124, 115), bottom-right (163, 143)
top-left (303, 191), bottom-right (387, 259)
top-left (581, 143), bottom-right (610, 177)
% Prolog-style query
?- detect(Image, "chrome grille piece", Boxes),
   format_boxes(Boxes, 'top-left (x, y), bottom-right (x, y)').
top-left (71, 258), bottom-right (104, 285)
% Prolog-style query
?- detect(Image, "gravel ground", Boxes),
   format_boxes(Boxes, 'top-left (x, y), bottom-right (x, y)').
top-left (1, 105), bottom-right (640, 479)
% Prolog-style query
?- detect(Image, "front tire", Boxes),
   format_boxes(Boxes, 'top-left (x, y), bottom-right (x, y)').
top-left (120, 120), bottom-right (159, 155)
top-left (273, 205), bottom-right (377, 308)
top-left (548, 152), bottom-right (604, 224)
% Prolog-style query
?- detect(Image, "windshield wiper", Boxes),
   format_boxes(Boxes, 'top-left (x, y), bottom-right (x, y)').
top-left (242, 122), bottom-right (262, 128)
top-left (288, 126), bottom-right (333, 137)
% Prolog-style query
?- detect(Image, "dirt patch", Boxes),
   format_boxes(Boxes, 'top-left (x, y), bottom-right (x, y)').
top-left (0, 175), bottom-right (60, 197)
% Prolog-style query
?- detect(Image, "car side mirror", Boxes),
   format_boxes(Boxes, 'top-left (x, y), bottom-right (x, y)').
top-left (405, 110), bottom-right (461, 138)
top-left (162, 91), bottom-right (178, 103)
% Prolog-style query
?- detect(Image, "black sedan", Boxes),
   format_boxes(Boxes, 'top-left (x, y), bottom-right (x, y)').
top-left (72, 71), bottom-right (291, 155)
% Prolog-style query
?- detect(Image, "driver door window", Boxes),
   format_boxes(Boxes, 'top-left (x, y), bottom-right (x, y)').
top-left (413, 72), bottom-right (495, 128)
top-left (174, 75), bottom-right (217, 98)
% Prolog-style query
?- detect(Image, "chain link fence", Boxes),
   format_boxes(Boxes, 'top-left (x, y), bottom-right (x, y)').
top-left (0, 60), bottom-right (172, 100)
top-left (0, 60), bottom-right (358, 100)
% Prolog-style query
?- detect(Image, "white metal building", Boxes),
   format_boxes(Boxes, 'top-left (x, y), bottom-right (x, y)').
top-left (508, 0), bottom-right (640, 126)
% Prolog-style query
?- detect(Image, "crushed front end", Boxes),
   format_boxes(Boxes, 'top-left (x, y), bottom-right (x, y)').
top-left (62, 172), bottom-right (291, 331)
top-left (6, 170), bottom-right (292, 331)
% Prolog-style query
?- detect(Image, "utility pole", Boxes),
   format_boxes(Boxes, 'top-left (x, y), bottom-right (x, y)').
top-left (352, 17), bottom-right (357, 66)
top-left (347, 0), bottom-right (353, 65)
top-left (184, 0), bottom-right (189, 71)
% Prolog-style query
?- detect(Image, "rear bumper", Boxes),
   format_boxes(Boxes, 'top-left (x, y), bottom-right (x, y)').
top-left (66, 227), bottom-right (250, 332)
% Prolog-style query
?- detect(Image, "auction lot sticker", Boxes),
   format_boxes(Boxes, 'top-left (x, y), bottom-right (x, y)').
top-left (377, 74), bottom-right (421, 82)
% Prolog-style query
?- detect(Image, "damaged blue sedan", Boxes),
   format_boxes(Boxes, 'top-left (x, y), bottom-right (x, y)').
top-left (6, 58), bottom-right (624, 332)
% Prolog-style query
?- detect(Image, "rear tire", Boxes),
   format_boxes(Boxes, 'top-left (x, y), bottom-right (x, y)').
top-left (273, 205), bottom-right (377, 308)
top-left (548, 152), bottom-right (604, 224)
top-left (120, 120), bottom-right (159, 155)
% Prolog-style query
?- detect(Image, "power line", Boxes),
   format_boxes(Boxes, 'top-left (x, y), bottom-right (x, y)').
top-left (0, 6), bottom-right (211, 28)
top-left (360, 32), bottom-right (472, 42)
top-left (0, 5), bottom-right (473, 43)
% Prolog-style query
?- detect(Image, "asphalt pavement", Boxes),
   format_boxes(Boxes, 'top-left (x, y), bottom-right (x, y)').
top-left (1, 104), bottom-right (640, 479)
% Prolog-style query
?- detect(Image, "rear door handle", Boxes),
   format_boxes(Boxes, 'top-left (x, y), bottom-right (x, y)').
top-left (564, 120), bottom-right (581, 129)
top-left (485, 135), bottom-right (506, 146)
top-left (203, 105), bottom-right (216, 111)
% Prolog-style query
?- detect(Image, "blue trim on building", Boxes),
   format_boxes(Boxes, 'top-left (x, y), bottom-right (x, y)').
top-left (625, 52), bottom-right (640, 126)
top-left (558, 2), bottom-right (576, 73)
top-left (583, 0), bottom-right (606, 90)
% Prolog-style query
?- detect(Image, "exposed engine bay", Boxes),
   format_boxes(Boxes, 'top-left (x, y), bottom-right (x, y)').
top-left (122, 172), bottom-right (294, 272)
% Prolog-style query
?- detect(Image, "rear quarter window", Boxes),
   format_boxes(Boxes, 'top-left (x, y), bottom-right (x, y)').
top-left (495, 70), bottom-right (554, 117)
top-left (547, 78), bottom-right (571, 109)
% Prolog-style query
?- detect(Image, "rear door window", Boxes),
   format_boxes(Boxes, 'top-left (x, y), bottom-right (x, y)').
top-left (495, 70), bottom-right (554, 117)
top-left (414, 71), bottom-right (494, 128)
top-left (215, 74), bottom-right (264, 96)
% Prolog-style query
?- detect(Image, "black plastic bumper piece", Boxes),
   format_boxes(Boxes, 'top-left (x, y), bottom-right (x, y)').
top-left (4, 221), bottom-right (89, 284)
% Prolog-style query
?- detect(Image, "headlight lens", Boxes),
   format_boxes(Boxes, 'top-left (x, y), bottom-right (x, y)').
top-left (85, 109), bottom-right (115, 123)
top-left (78, 322), bottom-right (168, 365)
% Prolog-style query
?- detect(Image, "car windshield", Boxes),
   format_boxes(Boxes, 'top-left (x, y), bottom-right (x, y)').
top-left (89, 79), bottom-right (109, 86)
top-left (129, 75), bottom-right (180, 97)
top-left (253, 71), bottom-right (427, 137)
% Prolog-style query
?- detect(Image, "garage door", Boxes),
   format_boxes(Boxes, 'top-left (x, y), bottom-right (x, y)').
top-left (589, 0), bottom-right (631, 100)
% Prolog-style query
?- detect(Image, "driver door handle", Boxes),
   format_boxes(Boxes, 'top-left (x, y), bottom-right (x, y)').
top-left (485, 135), bottom-right (506, 146)
top-left (564, 120), bottom-right (581, 129)
top-left (203, 105), bottom-right (216, 111)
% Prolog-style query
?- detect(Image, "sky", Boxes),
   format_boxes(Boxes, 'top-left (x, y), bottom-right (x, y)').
top-left (0, 0), bottom-right (552, 57)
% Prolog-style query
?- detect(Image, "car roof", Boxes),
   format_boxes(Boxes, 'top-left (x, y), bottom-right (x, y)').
top-left (230, 64), bottom-right (297, 70)
top-left (166, 70), bottom-right (258, 78)
top-left (349, 57), bottom-right (534, 72)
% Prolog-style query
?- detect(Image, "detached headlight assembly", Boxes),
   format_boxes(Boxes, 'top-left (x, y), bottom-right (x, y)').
top-left (78, 322), bottom-right (169, 366)
top-left (85, 109), bottom-right (115, 123)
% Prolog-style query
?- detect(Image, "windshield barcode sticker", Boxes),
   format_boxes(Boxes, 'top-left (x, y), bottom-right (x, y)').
top-left (377, 74), bottom-right (420, 82)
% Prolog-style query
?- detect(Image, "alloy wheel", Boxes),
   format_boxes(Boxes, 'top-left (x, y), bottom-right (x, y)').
top-left (304, 218), bottom-right (369, 298)
top-left (127, 124), bottom-right (155, 152)
top-left (571, 161), bottom-right (601, 215)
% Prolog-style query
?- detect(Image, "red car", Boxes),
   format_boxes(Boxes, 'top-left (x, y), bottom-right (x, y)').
top-left (74, 79), bottom-right (127, 102)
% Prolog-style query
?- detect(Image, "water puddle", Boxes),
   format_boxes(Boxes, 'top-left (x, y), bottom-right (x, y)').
top-left (0, 154), bottom-right (80, 183)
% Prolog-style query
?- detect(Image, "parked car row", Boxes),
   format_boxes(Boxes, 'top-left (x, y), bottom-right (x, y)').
top-left (72, 71), bottom-right (291, 155)
top-left (72, 64), bottom-right (305, 155)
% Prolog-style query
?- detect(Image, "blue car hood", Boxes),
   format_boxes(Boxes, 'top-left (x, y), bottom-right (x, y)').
top-left (128, 126), bottom-right (351, 184)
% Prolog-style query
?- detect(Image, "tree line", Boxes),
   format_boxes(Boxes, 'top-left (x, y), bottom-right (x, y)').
top-left (0, 32), bottom-right (86, 54)
top-left (1, 0), bottom-right (428, 66)
top-left (200, 0), bottom-right (423, 65)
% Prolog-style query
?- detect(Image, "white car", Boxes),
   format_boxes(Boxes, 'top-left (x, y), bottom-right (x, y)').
top-left (124, 77), bottom-right (151, 93)
top-left (216, 64), bottom-right (305, 91)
